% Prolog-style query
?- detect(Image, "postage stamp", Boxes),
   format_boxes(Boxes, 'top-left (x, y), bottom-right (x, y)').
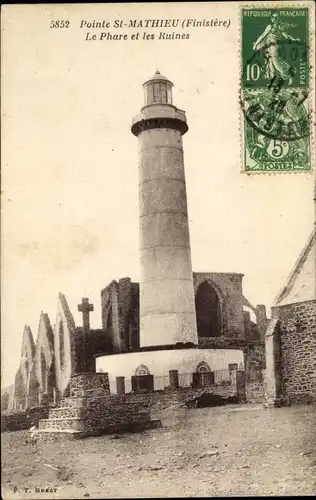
top-left (240, 6), bottom-right (311, 172)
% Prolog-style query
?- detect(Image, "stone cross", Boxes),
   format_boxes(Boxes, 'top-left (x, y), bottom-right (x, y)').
top-left (77, 298), bottom-right (94, 372)
top-left (77, 298), bottom-right (94, 335)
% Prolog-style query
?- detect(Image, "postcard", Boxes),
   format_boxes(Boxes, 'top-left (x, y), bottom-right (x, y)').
top-left (1, 2), bottom-right (315, 498)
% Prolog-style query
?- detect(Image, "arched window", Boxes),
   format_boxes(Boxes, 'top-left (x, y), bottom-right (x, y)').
top-left (195, 282), bottom-right (222, 338)
top-left (196, 361), bottom-right (211, 373)
top-left (194, 361), bottom-right (212, 388)
top-left (59, 320), bottom-right (65, 368)
top-left (134, 364), bottom-right (150, 376)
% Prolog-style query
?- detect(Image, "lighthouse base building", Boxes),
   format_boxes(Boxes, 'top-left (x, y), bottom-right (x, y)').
top-left (96, 272), bottom-right (267, 393)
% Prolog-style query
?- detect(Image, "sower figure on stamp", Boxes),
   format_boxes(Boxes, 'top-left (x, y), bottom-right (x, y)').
top-left (253, 13), bottom-right (300, 85)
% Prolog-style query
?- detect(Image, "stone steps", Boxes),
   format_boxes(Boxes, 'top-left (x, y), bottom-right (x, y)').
top-left (39, 417), bottom-right (85, 431)
top-left (58, 397), bottom-right (89, 408)
top-left (36, 414), bottom-right (162, 439)
top-left (49, 407), bottom-right (84, 419)
top-left (32, 421), bottom-right (162, 442)
top-left (35, 376), bottom-right (162, 438)
top-left (30, 428), bottom-right (87, 441)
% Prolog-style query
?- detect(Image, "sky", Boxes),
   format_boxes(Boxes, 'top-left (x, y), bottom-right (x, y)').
top-left (1, 3), bottom-right (315, 387)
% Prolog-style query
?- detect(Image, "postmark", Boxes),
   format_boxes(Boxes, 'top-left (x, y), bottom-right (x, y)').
top-left (240, 6), bottom-right (311, 172)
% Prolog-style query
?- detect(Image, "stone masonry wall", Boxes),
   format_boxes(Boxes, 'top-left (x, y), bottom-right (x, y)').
top-left (2, 406), bottom-right (50, 432)
top-left (129, 283), bottom-right (140, 350)
top-left (198, 337), bottom-right (246, 350)
top-left (83, 397), bottom-right (150, 431)
top-left (58, 384), bottom-right (237, 412)
top-left (118, 278), bottom-right (132, 351)
top-left (38, 379), bottom-right (246, 435)
top-left (107, 385), bottom-right (237, 411)
top-left (244, 341), bottom-right (265, 382)
top-left (101, 279), bottom-right (140, 354)
top-left (246, 381), bottom-right (264, 403)
top-left (39, 394), bottom-right (151, 434)
top-left (273, 300), bottom-right (316, 405)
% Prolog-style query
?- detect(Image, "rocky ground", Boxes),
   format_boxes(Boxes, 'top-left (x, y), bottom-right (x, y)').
top-left (2, 404), bottom-right (316, 498)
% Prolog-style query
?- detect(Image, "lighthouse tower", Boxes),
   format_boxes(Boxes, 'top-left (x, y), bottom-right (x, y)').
top-left (96, 72), bottom-right (245, 385)
top-left (132, 70), bottom-right (198, 348)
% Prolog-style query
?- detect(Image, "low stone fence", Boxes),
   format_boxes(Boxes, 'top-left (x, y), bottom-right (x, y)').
top-left (120, 385), bottom-right (238, 411)
top-left (59, 384), bottom-right (237, 410)
top-left (83, 397), bottom-right (150, 433)
top-left (85, 386), bottom-right (240, 422)
top-left (66, 370), bottom-right (246, 408)
top-left (1, 406), bottom-right (50, 432)
top-left (50, 386), bottom-right (239, 435)
top-left (1, 410), bottom-right (29, 432)
top-left (108, 368), bottom-right (242, 395)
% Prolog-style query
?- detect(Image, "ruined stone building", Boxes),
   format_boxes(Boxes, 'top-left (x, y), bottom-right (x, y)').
top-left (265, 228), bottom-right (316, 406)
top-left (7, 71), bottom-right (268, 410)
top-left (8, 294), bottom-right (110, 409)
top-left (7, 274), bottom-right (266, 409)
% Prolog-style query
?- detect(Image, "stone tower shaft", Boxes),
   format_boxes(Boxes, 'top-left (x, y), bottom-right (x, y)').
top-left (132, 71), bottom-right (198, 348)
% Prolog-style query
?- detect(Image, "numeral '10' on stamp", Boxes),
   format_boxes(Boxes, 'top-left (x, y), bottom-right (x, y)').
top-left (240, 6), bottom-right (311, 173)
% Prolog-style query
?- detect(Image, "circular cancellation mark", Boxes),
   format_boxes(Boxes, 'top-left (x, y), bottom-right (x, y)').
top-left (240, 41), bottom-right (310, 142)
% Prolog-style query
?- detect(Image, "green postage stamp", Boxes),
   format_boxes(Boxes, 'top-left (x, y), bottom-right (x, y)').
top-left (241, 6), bottom-right (311, 173)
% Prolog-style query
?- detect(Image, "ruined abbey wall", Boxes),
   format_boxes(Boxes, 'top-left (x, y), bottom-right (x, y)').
top-left (272, 300), bottom-right (316, 405)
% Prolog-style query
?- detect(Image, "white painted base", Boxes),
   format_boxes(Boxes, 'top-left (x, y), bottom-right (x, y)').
top-left (96, 348), bottom-right (244, 393)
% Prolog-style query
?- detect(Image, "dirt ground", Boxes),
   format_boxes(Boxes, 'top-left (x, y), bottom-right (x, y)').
top-left (2, 404), bottom-right (316, 499)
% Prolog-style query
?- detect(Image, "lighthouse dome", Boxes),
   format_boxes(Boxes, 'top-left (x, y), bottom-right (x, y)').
top-left (143, 70), bottom-right (173, 105)
top-left (144, 69), bottom-right (173, 85)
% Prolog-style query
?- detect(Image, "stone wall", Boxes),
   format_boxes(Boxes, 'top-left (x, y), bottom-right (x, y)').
top-left (74, 328), bottom-right (109, 373)
top-left (129, 283), bottom-right (140, 350)
top-left (59, 384), bottom-right (237, 411)
top-left (83, 397), bottom-right (150, 432)
top-left (272, 300), bottom-right (316, 405)
top-left (37, 371), bottom-right (248, 436)
top-left (198, 337), bottom-right (246, 350)
top-left (246, 381), bottom-right (265, 403)
top-left (101, 279), bottom-right (140, 353)
top-left (117, 385), bottom-right (237, 410)
top-left (118, 278), bottom-right (132, 351)
top-left (40, 396), bottom-right (150, 433)
top-left (55, 385), bottom-right (238, 429)
top-left (1, 410), bottom-right (29, 432)
top-left (1, 406), bottom-right (50, 432)
top-left (244, 341), bottom-right (265, 382)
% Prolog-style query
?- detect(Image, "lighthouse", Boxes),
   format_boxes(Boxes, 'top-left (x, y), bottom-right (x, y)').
top-left (96, 72), bottom-right (245, 385)
top-left (132, 70), bottom-right (198, 348)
